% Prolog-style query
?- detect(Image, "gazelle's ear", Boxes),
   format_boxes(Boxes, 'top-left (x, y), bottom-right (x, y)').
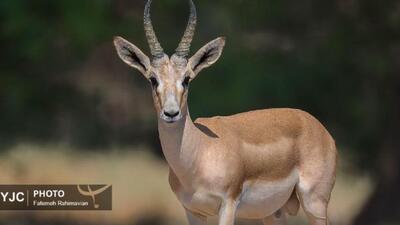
top-left (113, 36), bottom-right (151, 76)
top-left (189, 37), bottom-right (226, 76)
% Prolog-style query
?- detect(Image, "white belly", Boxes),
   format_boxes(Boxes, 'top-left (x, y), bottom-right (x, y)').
top-left (236, 171), bottom-right (298, 219)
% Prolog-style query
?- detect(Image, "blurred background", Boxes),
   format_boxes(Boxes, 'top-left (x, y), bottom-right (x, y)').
top-left (0, 0), bottom-right (399, 224)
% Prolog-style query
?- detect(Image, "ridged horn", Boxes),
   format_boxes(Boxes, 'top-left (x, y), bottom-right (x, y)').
top-left (144, 0), bottom-right (164, 58)
top-left (175, 0), bottom-right (197, 58)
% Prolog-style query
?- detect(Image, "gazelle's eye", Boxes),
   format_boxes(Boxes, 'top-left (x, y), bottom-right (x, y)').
top-left (149, 77), bottom-right (159, 88)
top-left (182, 76), bottom-right (190, 88)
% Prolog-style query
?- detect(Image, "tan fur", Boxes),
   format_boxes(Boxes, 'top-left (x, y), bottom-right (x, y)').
top-left (165, 108), bottom-right (336, 219)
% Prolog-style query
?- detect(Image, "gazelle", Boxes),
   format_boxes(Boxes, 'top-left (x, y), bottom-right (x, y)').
top-left (113, 0), bottom-right (337, 225)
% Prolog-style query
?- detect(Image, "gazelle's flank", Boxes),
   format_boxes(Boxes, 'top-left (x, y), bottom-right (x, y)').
top-left (113, 1), bottom-right (337, 225)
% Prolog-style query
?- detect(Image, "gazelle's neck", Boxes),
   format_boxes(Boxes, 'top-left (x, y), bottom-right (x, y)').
top-left (158, 106), bottom-right (203, 186)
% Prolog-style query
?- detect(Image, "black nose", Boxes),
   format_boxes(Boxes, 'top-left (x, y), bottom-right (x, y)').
top-left (164, 110), bottom-right (179, 118)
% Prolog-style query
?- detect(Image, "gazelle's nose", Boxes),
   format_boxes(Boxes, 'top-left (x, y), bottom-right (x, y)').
top-left (163, 110), bottom-right (179, 119)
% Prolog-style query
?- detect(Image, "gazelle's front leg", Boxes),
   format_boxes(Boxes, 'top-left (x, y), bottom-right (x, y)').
top-left (218, 198), bottom-right (238, 225)
top-left (185, 209), bottom-right (207, 225)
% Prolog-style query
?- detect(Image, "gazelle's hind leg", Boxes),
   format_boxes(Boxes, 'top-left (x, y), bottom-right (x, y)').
top-left (296, 161), bottom-right (336, 225)
top-left (296, 130), bottom-right (337, 225)
top-left (296, 181), bottom-right (331, 225)
top-left (262, 209), bottom-right (286, 225)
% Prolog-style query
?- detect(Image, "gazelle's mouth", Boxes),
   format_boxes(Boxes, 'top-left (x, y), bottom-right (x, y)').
top-left (160, 112), bottom-right (182, 123)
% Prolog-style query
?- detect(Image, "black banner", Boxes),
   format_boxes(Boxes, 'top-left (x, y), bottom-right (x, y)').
top-left (0, 185), bottom-right (112, 210)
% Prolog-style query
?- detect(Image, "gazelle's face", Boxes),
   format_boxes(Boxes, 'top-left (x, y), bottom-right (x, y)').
top-left (114, 37), bottom-right (225, 123)
top-left (113, 0), bottom-right (225, 123)
top-left (148, 55), bottom-right (192, 123)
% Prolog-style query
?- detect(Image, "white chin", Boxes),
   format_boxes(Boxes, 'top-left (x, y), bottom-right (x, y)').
top-left (161, 115), bottom-right (182, 123)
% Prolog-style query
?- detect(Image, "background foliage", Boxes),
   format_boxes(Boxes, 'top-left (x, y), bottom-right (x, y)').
top-left (1, 0), bottom-right (399, 224)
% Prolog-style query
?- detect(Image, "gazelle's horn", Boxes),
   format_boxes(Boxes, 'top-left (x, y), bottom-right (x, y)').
top-left (144, 0), bottom-right (164, 58)
top-left (175, 0), bottom-right (197, 58)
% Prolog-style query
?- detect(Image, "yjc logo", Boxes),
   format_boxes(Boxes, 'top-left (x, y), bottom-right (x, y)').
top-left (0, 192), bottom-right (24, 202)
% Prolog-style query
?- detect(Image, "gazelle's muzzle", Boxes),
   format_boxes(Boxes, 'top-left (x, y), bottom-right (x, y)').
top-left (160, 94), bottom-right (182, 123)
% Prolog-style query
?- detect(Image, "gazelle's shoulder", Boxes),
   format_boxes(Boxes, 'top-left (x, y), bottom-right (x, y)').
top-left (194, 115), bottom-right (226, 129)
